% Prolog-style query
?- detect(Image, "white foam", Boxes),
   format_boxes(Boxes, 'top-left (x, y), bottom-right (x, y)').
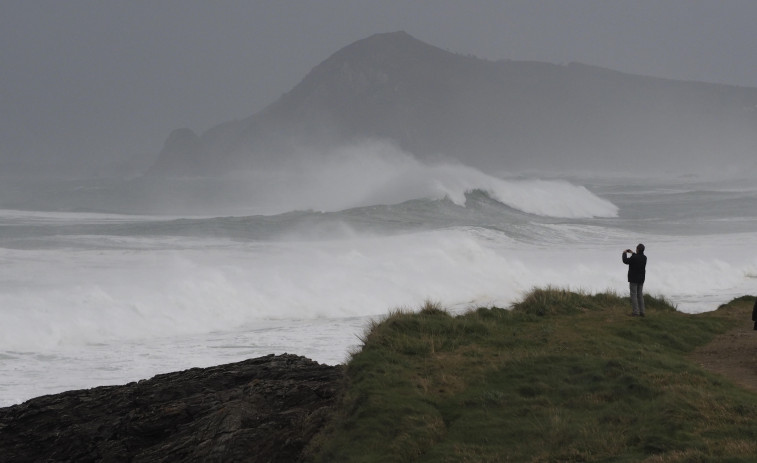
top-left (1, 225), bottom-right (756, 406)
top-left (1, 224), bottom-right (753, 355)
top-left (1, 172), bottom-right (755, 406)
top-left (219, 140), bottom-right (618, 218)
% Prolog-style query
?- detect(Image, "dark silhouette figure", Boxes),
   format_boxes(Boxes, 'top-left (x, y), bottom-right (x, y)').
top-left (622, 244), bottom-right (647, 317)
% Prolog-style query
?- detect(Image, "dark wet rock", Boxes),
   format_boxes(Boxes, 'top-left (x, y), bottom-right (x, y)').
top-left (0, 354), bottom-right (343, 462)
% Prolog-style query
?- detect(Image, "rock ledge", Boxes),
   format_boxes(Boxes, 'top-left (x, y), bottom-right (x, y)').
top-left (0, 354), bottom-right (343, 462)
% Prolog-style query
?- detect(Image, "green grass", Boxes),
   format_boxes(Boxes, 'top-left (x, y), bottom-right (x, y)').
top-left (306, 290), bottom-right (757, 462)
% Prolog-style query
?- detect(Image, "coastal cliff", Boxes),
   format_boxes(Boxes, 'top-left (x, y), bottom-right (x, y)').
top-left (0, 354), bottom-right (342, 463)
top-left (2, 293), bottom-right (756, 461)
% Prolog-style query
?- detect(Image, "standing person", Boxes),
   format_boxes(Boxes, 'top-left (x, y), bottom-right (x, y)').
top-left (622, 244), bottom-right (647, 317)
top-left (752, 298), bottom-right (757, 330)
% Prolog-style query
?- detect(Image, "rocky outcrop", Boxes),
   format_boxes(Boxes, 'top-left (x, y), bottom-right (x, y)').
top-left (0, 354), bottom-right (343, 462)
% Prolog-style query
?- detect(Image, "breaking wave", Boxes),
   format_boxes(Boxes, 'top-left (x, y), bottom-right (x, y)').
top-left (222, 141), bottom-right (618, 218)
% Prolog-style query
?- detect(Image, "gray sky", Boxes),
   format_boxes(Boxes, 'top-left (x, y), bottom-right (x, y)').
top-left (2, 0), bottom-right (756, 175)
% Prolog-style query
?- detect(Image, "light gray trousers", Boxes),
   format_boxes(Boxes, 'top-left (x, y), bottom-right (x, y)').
top-left (629, 283), bottom-right (645, 315)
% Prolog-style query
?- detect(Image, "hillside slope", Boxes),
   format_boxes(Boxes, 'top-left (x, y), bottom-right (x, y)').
top-left (150, 31), bottom-right (757, 176)
top-left (308, 292), bottom-right (757, 462)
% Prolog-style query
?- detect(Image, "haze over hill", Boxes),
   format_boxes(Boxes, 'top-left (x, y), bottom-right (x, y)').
top-left (150, 31), bottom-right (757, 177)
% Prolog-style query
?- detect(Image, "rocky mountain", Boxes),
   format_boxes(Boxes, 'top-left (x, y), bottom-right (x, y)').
top-left (149, 31), bottom-right (757, 176)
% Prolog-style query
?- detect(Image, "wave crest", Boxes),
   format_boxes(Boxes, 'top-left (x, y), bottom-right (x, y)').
top-left (245, 141), bottom-right (618, 218)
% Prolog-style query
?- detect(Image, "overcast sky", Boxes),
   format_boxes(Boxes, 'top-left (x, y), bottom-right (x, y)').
top-left (2, 0), bottom-right (756, 174)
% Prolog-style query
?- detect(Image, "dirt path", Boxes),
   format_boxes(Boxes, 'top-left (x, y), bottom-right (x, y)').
top-left (689, 315), bottom-right (757, 393)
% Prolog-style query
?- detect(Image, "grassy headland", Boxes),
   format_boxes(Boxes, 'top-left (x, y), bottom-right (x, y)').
top-left (307, 289), bottom-right (757, 462)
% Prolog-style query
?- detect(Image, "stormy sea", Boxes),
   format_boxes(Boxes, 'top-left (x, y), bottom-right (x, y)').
top-left (1, 145), bottom-right (756, 406)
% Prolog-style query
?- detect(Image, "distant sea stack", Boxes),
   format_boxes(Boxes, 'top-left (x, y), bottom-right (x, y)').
top-left (148, 31), bottom-right (757, 176)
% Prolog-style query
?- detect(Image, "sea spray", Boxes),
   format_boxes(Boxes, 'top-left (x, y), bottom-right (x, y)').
top-left (187, 140), bottom-right (619, 218)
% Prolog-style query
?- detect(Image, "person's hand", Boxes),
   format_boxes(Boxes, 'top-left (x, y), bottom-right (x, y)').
top-left (625, 249), bottom-right (633, 253)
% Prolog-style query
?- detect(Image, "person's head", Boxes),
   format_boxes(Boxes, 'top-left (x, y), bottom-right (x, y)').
top-left (636, 243), bottom-right (645, 254)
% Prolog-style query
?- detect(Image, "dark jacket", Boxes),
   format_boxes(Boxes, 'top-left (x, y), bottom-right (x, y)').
top-left (622, 252), bottom-right (647, 284)
top-left (752, 299), bottom-right (757, 322)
